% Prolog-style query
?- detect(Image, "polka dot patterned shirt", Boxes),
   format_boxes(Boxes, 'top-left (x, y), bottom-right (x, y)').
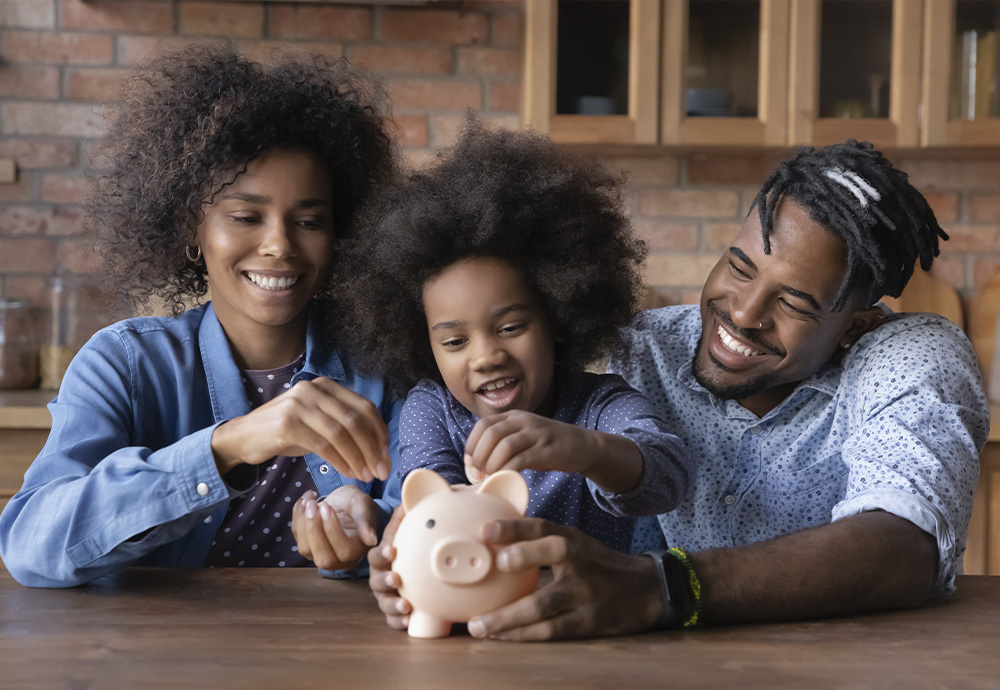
top-left (204, 354), bottom-right (315, 568)
top-left (615, 306), bottom-right (989, 592)
top-left (399, 371), bottom-right (694, 553)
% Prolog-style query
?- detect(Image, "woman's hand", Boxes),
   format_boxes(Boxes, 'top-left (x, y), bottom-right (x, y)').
top-left (367, 507), bottom-right (412, 631)
top-left (467, 518), bottom-right (662, 640)
top-left (464, 411), bottom-right (642, 493)
top-left (210, 377), bottom-right (391, 481)
top-left (290, 485), bottom-right (378, 571)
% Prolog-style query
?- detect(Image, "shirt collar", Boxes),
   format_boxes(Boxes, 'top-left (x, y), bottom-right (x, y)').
top-left (300, 300), bottom-right (346, 382)
top-left (198, 301), bottom-right (348, 423)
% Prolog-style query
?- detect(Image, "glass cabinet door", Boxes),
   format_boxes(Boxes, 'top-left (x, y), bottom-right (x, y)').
top-left (923, 0), bottom-right (1000, 146)
top-left (661, 0), bottom-right (790, 145)
top-left (522, 0), bottom-right (660, 144)
top-left (788, 0), bottom-right (922, 148)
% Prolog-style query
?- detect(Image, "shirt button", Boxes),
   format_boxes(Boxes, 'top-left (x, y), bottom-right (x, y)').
top-left (723, 494), bottom-right (737, 505)
top-left (319, 464), bottom-right (330, 475)
top-left (203, 515), bottom-right (213, 525)
top-left (197, 482), bottom-right (210, 496)
top-left (750, 426), bottom-right (762, 435)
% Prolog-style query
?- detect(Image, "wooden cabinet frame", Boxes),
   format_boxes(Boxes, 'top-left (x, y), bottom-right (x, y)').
top-left (788, 0), bottom-right (922, 148)
top-left (660, 0), bottom-right (790, 146)
top-left (523, 0), bottom-right (1000, 148)
top-left (922, 0), bottom-right (1000, 146)
top-left (522, 0), bottom-right (661, 144)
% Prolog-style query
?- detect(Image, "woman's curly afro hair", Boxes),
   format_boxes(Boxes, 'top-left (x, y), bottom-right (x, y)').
top-left (337, 119), bottom-right (647, 394)
top-left (87, 43), bottom-right (397, 315)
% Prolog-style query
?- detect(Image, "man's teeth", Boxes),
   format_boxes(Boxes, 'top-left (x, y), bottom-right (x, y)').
top-left (247, 272), bottom-right (298, 290)
top-left (718, 326), bottom-right (763, 357)
top-left (483, 378), bottom-right (515, 392)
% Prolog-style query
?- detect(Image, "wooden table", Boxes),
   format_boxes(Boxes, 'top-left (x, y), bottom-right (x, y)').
top-left (1, 568), bottom-right (998, 689)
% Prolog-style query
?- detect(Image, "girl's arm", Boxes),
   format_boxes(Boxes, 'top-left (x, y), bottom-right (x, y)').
top-left (397, 382), bottom-right (468, 485)
top-left (464, 376), bottom-right (693, 514)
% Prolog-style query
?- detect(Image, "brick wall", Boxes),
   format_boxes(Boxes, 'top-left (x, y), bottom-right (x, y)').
top-left (1, 0), bottom-right (999, 329)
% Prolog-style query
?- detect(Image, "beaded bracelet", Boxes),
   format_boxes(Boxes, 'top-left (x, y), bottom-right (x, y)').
top-left (667, 547), bottom-right (702, 628)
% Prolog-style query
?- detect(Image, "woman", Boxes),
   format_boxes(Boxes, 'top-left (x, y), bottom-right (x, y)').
top-left (0, 45), bottom-right (401, 587)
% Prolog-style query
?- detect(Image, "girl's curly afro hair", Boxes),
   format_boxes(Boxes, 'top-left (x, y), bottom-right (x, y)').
top-left (337, 119), bottom-right (647, 394)
top-left (86, 43), bottom-right (397, 315)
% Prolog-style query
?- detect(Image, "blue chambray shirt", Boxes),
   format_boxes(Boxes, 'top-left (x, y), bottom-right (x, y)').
top-left (616, 306), bottom-right (988, 592)
top-left (0, 302), bottom-right (402, 587)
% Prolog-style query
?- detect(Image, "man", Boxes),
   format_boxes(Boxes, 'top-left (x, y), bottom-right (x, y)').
top-left (368, 140), bottom-right (989, 639)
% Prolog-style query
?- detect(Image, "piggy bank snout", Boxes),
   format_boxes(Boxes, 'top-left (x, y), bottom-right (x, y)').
top-left (430, 536), bottom-right (493, 585)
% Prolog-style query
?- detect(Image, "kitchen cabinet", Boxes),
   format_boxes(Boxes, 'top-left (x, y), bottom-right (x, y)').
top-left (0, 390), bottom-right (51, 570)
top-left (788, 0), bottom-right (922, 148)
top-left (522, 0), bottom-right (1000, 149)
top-left (965, 407), bottom-right (1000, 576)
top-left (523, 0), bottom-right (661, 144)
top-left (922, 0), bottom-right (1000, 146)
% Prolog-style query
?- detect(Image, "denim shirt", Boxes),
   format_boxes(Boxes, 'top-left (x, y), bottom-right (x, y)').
top-left (617, 306), bottom-right (989, 592)
top-left (0, 302), bottom-right (402, 587)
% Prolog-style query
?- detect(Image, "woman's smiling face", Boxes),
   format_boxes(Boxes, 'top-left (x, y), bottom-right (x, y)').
top-left (196, 146), bottom-right (335, 348)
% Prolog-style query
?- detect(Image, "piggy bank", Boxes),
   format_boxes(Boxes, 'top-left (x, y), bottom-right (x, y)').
top-left (392, 468), bottom-right (540, 638)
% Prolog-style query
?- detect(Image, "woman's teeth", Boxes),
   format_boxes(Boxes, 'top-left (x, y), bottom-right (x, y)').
top-left (482, 378), bottom-right (515, 392)
top-left (718, 326), bottom-right (763, 357)
top-left (246, 272), bottom-right (298, 290)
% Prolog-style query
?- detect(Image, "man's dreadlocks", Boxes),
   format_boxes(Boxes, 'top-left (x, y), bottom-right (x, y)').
top-left (752, 139), bottom-right (947, 311)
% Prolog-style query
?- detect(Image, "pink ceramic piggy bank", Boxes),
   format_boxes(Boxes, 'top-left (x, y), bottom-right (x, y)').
top-left (392, 468), bottom-right (540, 638)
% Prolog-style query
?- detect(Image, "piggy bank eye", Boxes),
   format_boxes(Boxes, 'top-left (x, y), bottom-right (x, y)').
top-left (426, 519), bottom-right (436, 529)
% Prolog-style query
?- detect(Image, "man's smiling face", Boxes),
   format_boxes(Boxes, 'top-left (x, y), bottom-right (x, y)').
top-left (694, 197), bottom-right (878, 417)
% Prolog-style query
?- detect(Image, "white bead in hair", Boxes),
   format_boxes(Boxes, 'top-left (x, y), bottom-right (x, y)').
top-left (823, 168), bottom-right (897, 231)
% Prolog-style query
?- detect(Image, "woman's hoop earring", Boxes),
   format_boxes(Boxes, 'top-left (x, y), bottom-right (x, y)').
top-left (185, 245), bottom-right (202, 262)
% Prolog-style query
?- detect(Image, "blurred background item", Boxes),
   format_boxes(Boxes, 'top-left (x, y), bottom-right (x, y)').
top-left (0, 299), bottom-right (39, 390)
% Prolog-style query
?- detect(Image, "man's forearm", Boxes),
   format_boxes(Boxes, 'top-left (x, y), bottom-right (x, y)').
top-left (690, 511), bottom-right (938, 625)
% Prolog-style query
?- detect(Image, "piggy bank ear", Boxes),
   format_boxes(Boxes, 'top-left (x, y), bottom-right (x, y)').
top-left (476, 469), bottom-right (529, 515)
top-left (401, 468), bottom-right (453, 512)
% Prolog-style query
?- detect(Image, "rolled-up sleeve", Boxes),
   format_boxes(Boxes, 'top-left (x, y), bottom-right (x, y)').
top-left (832, 318), bottom-right (989, 592)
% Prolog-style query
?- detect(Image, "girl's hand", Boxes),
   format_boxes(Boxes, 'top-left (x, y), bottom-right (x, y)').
top-left (290, 485), bottom-right (378, 571)
top-left (210, 377), bottom-right (391, 481)
top-left (464, 411), bottom-right (643, 494)
top-left (367, 507), bottom-right (412, 631)
top-left (464, 411), bottom-right (589, 478)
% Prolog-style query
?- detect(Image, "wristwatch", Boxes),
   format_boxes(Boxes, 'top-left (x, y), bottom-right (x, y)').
top-left (642, 549), bottom-right (693, 629)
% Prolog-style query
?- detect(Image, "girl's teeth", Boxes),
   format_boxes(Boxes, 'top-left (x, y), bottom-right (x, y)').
top-left (717, 326), bottom-right (762, 357)
top-left (484, 378), bottom-right (515, 391)
top-left (247, 272), bottom-right (298, 290)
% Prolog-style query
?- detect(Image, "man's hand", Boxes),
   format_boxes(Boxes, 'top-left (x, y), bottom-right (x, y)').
top-left (466, 518), bottom-right (662, 640)
top-left (367, 506), bottom-right (411, 630)
top-left (291, 485), bottom-right (378, 571)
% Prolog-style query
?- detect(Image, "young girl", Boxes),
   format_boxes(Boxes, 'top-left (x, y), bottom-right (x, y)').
top-left (295, 121), bottom-right (693, 559)
top-left (0, 45), bottom-right (402, 586)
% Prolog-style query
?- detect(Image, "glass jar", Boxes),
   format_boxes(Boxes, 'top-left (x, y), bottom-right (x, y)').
top-left (40, 275), bottom-right (115, 390)
top-left (0, 299), bottom-right (40, 389)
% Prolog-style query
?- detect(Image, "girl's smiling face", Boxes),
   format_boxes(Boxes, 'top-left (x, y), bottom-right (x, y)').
top-left (422, 257), bottom-right (558, 419)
